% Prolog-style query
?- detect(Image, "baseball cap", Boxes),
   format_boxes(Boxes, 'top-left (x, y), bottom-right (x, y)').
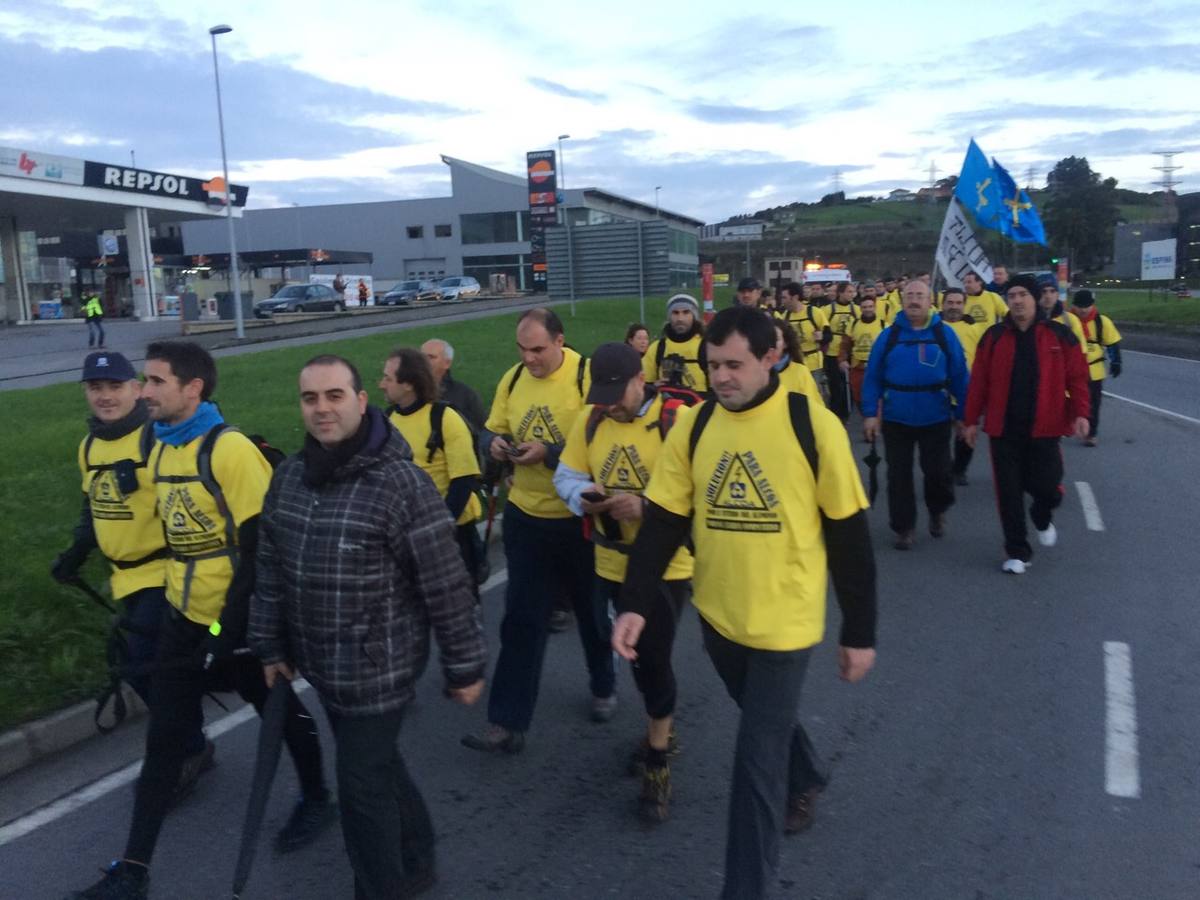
top-left (736, 277), bottom-right (761, 292)
top-left (81, 351), bottom-right (137, 382)
top-left (585, 342), bottom-right (643, 406)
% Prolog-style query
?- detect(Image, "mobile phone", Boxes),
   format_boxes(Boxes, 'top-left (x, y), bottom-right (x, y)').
top-left (581, 490), bottom-right (606, 503)
top-left (504, 445), bottom-right (524, 457)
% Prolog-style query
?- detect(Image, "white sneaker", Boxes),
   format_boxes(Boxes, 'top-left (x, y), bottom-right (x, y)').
top-left (1036, 523), bottom-right (1058, 547)
top-left (1001, 558), bottom-right (1027, 575)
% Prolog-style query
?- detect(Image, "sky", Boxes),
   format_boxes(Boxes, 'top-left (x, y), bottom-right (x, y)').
top-left (1, 0), bottom-right (1196, 223)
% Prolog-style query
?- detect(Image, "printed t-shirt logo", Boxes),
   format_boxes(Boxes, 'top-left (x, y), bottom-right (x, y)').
top-left (517, 405), bottom-right (564, 444)
top-left (162, 486), bottom-right (223, 555)
top-left (703, 450), bottom-right (781, 532)
top-left (599, 444), bottom-right (649, 492)
top-left (89, 471), bottom-right (134, 520)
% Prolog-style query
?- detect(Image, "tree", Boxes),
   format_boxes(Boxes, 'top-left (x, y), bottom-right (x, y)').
top-left (818, 191), bottom-right (846, 206)
top-left (1042, 156), bottom-right (1120, 271)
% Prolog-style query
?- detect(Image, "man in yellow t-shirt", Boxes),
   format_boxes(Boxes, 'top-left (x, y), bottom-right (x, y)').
top-left (642, 293), bottom-right (708, 392)
top-left (963, 271), bottom-right (1008, 326)
top-left (463, 308), bottom-right (613, 754)
top-left (775, 281), bottom-right (830, 378)
top-left (381, 347), bottom-right (485, 590)
top-left (823, 282), bottom-right (859, 421)
top-left (939, 287), bottom-right (989, 485)
top-left (556, 342), bottom-right (694, 823)
top-left (613, 306), bottom-right (877, 899)
top-left (838, 296), bottom-right (885, 413)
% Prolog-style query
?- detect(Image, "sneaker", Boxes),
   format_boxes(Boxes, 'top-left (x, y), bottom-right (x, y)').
top-left (169, 739), bottom-right (215, 808)
top-left (274, 794), bottom-right (338, 854)
top-left (1001, 558), bottom-right (1027, 575)
top-left (893, 529), bottom-right (915, 551)
top-left (1084, 436), bottom-right (1097, 447)
top-left (929, 513), bottom-right (946, 538)
top-left (461, 723), bottom-right (525, 754)
top-left (1036, 523), bottom-right (1057, 547)
top-left (638, 764), bottom-right (672, 823)
top-left (954, 473), bottom-right (969, 486)
top-left (784, 786), bottom-right (823, 834)
top-left (626, 733), bottom-right (680, 777)
top-left (67, 860), bottom-right (148, 899)
top-left (547, 609), bottom-right (572, 633)
top-left (590, 694), bottom-right (618, 723)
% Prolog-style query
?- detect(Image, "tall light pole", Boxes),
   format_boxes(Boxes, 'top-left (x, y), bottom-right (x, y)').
top-left (557, 134), bottom-right (574, 314)
top-left (557, 134), bottom-right (570, 190)
top-left (655, 186), bottom-right (662, 216)
top-left (209, 24), bottom-right (244, 339)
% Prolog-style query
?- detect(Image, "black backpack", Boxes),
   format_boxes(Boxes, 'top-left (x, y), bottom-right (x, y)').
top-left (505, 353), bottom-right (587, 396)
top-left (878, 321), bottom-right (952, 393)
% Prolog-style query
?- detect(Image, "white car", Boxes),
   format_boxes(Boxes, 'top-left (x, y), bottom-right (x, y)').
top-left (438, 276), bottom-right (481, 300)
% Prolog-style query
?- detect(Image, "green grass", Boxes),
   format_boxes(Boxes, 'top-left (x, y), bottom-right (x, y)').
top-left (1090, 289), bottom-right (1200, 327)
top-left (1, 293), bottom-right (693, 730)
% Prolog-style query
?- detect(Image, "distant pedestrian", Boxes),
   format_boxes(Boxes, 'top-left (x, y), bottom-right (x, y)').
top-left (421, 338), bottom-right (487, 434)
top-left (625, 322), bottom-right (651, 357)
top-left (332, 272), bottom-right (347, 299)
top-left (1069, 289), bottom-right (1123, 447)
top-left (643, 294), bottom-right (708, 392)
top-left (938, 287), bottom-right (987, 485)
top-left (734, 277), bottom-right (762, 308)
top-left (963, 275), bottom-right (1091, 574)
top-left (357, 279), bottom-right (370, 307)
top-left (823, 283), bottom-right (859, 421)
top-left (84, 292), bottom-right (105, 348)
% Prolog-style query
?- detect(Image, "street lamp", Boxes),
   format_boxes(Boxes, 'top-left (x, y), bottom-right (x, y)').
top-left (209, 24), bottom-right (244, 339)
top-left (557, 134), bottom-right (570, 190)
top-left (655, 186), bottom-right (662, 216)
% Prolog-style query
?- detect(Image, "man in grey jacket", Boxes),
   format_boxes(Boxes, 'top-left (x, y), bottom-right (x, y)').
top-left (251, 354), bottom-right (486, 900)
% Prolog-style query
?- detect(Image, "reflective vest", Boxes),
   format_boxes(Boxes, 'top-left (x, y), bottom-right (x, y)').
top-left (84, 296), bottom-right (104, 319)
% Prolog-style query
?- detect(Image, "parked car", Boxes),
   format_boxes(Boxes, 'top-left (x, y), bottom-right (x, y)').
top-left (380, 280), bottom-right (442, 306)
top-left (437, 276), bottom-right (481, 301)
top-left (254, 283), bottom-right (343, 317)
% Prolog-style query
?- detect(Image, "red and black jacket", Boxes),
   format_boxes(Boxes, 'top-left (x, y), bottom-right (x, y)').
top-left (964, 316), bottom-right (1091, 438)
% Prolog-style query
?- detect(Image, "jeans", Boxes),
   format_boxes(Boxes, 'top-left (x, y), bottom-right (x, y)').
top-left (882, 420), bottom-right (955, 533)
top-left (324, 707), bottom-right (434, 900)
top-left (487, 502), bottom-right (608, 732)
top-left (86, 318), bottom-right (105, 347)
top-left (988, 434), bottom-right (1064, 562)
top-left (702, 620), bottom-right (824, 900)
top-left (124, 607), bottom-right (326, 864)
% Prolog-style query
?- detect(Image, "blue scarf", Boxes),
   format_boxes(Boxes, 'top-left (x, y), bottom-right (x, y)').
top-left (772, 354), bottom-right (791, 373)
top-left (154, 401), bottom-right (224, 446)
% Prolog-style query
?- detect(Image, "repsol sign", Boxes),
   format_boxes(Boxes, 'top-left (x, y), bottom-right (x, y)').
top-left (82, 161), bottom-right (248, 206)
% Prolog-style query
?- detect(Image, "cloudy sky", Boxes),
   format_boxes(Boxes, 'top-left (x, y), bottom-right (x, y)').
top-left (2, 0), bottom-right (1195, 223)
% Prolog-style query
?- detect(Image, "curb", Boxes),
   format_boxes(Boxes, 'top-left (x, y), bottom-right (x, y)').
top-left (0, 686), bottom-right (146, 781)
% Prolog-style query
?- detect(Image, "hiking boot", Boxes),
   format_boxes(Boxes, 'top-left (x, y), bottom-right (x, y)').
top-left (954, 472), bottom-right (969, 486)
top-left (169, 739), bottom-right (215, 808)
top-left (929, 514), bottom-right (946, 538)
top-left (274, 794), bottom-right (338, 854)
top-left (893, 529), bottom-right (915, 550)
top-left (461, 724), bottom-right (525, 754)
top-left (626, 733), bottom-right (681, 777)
top-left (1036, 523), bottom-right (1058, 547)
top-left (67, 860), bottom-right (148, 899)
top-left (784, 786), bottom-right (823, 834)
top-left (548, 608), bottom-right (572, 633)
top-left (590, 694), bottom-right (618, 723)
top-left (638, 764), bottom-right (672, 823)
top-left (1001, 558), bottom-right (1028, 575)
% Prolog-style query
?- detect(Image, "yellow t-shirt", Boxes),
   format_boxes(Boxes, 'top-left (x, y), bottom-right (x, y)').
top-left (844, 317), bottom-right (885, 367)
top-left (153, 429), bottom-right (272, 626)
top-left (944, 318), bottom-right (989, 371)
top-left (77, 425), bottom-right (166, 599)
top-left (778, 361), bottom-right (824, 407)
top-left (824, 302), bottom-right (859, 358)
top-left (776, 305), bottom-right (829, 371)
top-left (642, 333), bottom-right (707, 391)
top-left (646, 386), bottom-right (869, 651)
top-left (387, 403), bottom-right (482, 525)
top-left (964, 290), bottom-right (1008, 327)
top-left (559, 395), bottom-right (693, 583)
top-left (874, 298), bottom-right (897, 325)
top-left (486, 349), bottom-right (590, 519)
top-left (1078, 313), bottom-right (1121, 381)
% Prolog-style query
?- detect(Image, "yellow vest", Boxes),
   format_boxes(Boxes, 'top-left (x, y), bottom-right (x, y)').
top-left (77, 424), bottom-right (167, 599)
top-left (84, 296), bottom-right (103, 318)
top-left (485, 349), bottom-right (590, 519)
top-left (387, 403), bottom-right (482, 525)
top-left (642, 333), bottom-right (707, 391)
top-left (559, 395), bottom-right (693, 583)
top-left (153, 429), bottom-right (271, 626)
top-left (1077, 313), bottom-right (1121, 381)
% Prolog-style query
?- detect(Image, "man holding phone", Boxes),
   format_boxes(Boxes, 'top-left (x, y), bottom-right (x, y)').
top-left (462, 309), bottom-right (614, 753)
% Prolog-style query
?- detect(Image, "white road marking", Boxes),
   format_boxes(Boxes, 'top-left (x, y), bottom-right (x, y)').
top-left (1074, 482), bottom-right (1105, 531)
top-left (0, 570), bottom-right (516, 848)
top-left (1123, 349), bottom-right (1200, 365)
top-left (1103, 391), bottom-right (1200, 426)
top-left (1103, 642), bottom-right (1141, 799)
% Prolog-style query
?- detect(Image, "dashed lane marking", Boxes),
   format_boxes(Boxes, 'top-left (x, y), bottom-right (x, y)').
top-left (1103, 641), bottom-right (1141, 799)
top-left (1103, 391), bottom-right (1200, 426)
top-left (1074, 482), bottom-right (1105, 532)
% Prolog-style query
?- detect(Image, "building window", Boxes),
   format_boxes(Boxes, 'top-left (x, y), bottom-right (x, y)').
top-left (407, 226), bottom-right (424, 239)
top-left (461, 212), bottom-right (524, 245)
top-left (434, 224), bottom-right (452, 238)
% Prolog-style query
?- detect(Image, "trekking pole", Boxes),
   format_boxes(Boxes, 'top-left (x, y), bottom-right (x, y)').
top-left (67, 576), bottom-right (118, 614)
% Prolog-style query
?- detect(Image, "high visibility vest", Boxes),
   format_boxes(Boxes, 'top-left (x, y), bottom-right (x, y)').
top-left (84, 297), bottom-right (104, 319)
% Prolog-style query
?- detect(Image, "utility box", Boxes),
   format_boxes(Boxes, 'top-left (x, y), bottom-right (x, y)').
top-left (215, 291), bottom-right (254, 321)
top-left (182, 292), bottom-right (202, 321)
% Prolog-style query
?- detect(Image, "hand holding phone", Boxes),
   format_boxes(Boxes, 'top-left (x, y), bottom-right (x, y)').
top-left (581, 490), bottom-right (606, 503)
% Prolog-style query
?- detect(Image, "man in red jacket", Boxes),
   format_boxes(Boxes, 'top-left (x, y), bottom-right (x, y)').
top-left (962, 274), bottom-right (1090, 574)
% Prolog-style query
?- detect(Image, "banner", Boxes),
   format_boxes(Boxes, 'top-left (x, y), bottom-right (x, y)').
top-left (1140, 239), bottom-right (1175, 280)
top-left (992, 159), bottom-right (1046, 245)
top-left (935, 198), bottom-right (994, 288)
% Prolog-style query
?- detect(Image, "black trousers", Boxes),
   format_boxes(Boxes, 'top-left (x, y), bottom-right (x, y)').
top-left (324, 707), bottom-right (434, 900)
top-left (882, 420), bottom-right (955, 533)
top-left (988, 434), bottom-right (1064, 562)
top-left (600, 577), bottom-right (689, 720)
top-left (124, 607), bottom-right (326, 864)
top-left (1088, 380), bottom-right (1103, 437)
top-left (952, 436), bottom-right (974, 477)
top-left (823, 356), bottom-right (849, 420)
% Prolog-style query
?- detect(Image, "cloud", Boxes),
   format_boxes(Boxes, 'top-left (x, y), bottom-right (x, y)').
top-left (652, 20), bottom-right (835, 79)
top-left (527, 77), bottom-right (607, 103)
top-left (1025, 123), bottom-right (1200, 166)
top-left (684, 102), bottom-right (804, 125)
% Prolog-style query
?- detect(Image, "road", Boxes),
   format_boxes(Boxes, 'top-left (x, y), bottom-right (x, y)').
top-left (2, 355), bottom-right (1198, 899)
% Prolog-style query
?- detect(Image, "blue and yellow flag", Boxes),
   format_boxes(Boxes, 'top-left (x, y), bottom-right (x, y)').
top-left (954, 139), bottom-right (1003, 231)
top-left (992, 160), bottom-right (1047, 245)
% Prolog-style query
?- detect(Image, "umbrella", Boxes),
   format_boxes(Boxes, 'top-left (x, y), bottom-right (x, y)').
top-left (863, 438), bottom-right (881, 505)
top-left (232, 677), bottom-right (291, 899)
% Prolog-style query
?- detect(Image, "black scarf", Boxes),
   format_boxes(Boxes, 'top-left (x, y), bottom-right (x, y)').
top-left (301, 405), bottom-right (388, 487)
top-left (87, 398), bottom-right (150, 440)
top-left (664, 320), bottom-right (704, 342)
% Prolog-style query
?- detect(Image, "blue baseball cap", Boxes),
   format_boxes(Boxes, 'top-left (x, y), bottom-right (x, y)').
top-left (81, 351), bottom-right (137, 382)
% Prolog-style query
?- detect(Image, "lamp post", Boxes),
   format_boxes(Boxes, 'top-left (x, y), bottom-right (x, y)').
top-left (655, 186), bottom-right (661, 216)
top-left (557, 134), bottom-right (574, 314)
top-left (209, 24), bottom-right (244, 339)
top-left (557, 133), bottom-right (570, 190)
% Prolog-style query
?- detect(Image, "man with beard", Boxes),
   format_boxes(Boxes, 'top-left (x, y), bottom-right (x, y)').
top-left (643, 293), bottom-right (708, 393)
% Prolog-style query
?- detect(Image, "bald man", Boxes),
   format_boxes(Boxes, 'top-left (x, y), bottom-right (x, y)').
top-left (421, 338), bottom-right (486, 434)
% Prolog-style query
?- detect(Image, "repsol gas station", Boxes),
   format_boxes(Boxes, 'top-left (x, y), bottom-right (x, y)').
top-left (0, 145), bottom-right (248, 324)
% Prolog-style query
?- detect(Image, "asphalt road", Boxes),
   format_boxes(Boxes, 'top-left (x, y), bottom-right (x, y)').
top-left (2, 356), bottom-right (1198, 899)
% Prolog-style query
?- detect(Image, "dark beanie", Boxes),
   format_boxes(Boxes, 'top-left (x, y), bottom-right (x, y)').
top-left (1072, 289), bottom-right (1096, 308)
top-left (1004, 274), bottom-right (1041, 298)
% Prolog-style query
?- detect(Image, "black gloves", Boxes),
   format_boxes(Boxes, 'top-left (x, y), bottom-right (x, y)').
top-left (51, 544), bottom-right (90, 584)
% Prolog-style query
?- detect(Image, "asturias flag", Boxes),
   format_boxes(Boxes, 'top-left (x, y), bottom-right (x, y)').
top-left (992, 159), bottom-right (1047, 245)
top-left (954, 139), bottom-right (1003, 232)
